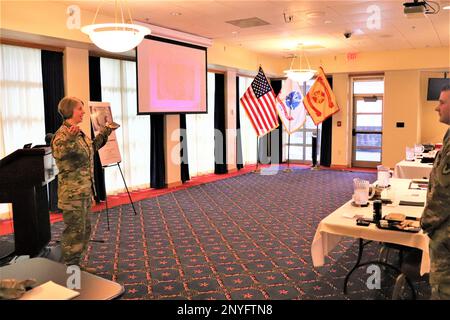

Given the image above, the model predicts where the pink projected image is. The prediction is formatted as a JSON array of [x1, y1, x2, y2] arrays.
[[137, 36, 207, 114]]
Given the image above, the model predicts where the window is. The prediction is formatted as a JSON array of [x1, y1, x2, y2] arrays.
[[238, 76, 258, 165], [100, 57, 151, 194], [1, 44, 46, 220], [283, 79, 321, 163], [186, 72, 215, 177], [0, 44, 46, 158]]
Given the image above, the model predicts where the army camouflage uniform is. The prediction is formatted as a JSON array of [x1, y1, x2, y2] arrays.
[[421, 128, 450, 300], [51, 121, 111, 266]]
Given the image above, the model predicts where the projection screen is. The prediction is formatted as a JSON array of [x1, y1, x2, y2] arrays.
[[137, 36, 207, 114]]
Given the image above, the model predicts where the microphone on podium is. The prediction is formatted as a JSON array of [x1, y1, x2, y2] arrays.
[[45, 133, 54, 146]]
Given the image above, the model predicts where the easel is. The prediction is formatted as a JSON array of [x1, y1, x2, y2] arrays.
[[102, 162, 137, 231]]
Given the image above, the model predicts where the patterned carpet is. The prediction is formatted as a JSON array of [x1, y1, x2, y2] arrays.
[[1, 168, 431, 300]]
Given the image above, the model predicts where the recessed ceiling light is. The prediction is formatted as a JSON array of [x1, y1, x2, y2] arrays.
[[170, 12, 182, 16], [306, 11, 325, 18]]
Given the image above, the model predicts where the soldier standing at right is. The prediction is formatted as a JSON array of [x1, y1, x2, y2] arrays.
[[421, 84, 450, 300]]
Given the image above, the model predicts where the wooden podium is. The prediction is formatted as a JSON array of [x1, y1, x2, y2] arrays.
[[0, 147, 58, 257]]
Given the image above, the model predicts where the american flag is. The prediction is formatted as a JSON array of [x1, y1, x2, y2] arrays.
[[240, 66, 279, 137]]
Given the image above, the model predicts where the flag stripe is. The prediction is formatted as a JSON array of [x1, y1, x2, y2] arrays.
[[242, 91, 264, 135], [241, 95, 261, 136], [265, 92, 278, 125], [266, 92, 278, 120], [261, 94, 276, 128], [248, 91, 271, 131], [255, 92, 275, 131], [259, 95, 274, 129], [262, 94, 278, 130], [245, 90, 266, 134], [240, 98, 261, 136]]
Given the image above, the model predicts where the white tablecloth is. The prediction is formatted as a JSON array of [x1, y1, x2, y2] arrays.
[[393, 159, 433, 179], [311, 178, 430, 275]]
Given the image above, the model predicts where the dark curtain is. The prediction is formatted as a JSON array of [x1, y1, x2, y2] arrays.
[[320, 76, 333, 167], [270, 80, 283, 164], [41, 50, 64, 212], [180, 114, 190, 182], [214, 73, 228, 174], [88, 56, 107, 202], [151, 115, 166, 188], [236, 77, 243, 170]]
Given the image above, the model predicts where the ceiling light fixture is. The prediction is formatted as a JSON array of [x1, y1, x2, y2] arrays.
[[81, 0, 150, 53], [284, 45, 316, 83], [443, 5, 450, 10]]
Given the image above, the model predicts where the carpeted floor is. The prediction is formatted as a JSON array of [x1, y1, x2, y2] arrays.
[[0, 168, 431, 300]]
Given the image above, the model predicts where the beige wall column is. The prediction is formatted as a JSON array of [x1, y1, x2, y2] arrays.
[[331, 73, 351, 167], [383, 70, 421, 168], [63, 47, 91, 135], [165, 114, 182, 187], [225, 70, 237, 173], [420, 71, 449, 144]]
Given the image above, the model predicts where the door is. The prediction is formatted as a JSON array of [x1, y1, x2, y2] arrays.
[[351, 78, 384, 168]]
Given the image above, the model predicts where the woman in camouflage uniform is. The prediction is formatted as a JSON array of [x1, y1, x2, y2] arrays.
[[51, 97, 114, 270]]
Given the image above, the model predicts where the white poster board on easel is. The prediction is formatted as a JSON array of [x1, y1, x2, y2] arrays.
[[89, 101, 121, 166]]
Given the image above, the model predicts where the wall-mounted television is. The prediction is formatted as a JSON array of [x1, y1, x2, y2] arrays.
[[136, 35, 207, 114], [427, 78, 450, 101]]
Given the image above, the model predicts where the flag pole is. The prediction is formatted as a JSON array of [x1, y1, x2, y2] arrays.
[[254, 136, 261, 173], [283, 133, 292, 173], [312, 124, 321, 170], [283, 107, 293, 173]]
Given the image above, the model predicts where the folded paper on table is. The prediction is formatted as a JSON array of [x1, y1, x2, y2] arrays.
[[398, 191, 426, 207], [399, 200, 425, 207], [19, 281, 80, 300], [342, 212, 356, 219], [409, 180, 429, 190]]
